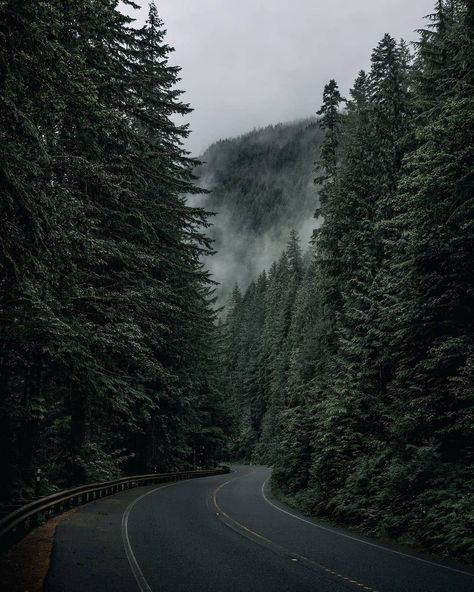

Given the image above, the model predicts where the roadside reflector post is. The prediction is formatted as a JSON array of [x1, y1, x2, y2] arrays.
[[35, 468, 42, 498]]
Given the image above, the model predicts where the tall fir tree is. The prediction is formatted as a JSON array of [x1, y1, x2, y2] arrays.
[[0, 0, 227, 500]]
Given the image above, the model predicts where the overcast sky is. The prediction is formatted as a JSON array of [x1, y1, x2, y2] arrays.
[[121, 0, 435, 155]]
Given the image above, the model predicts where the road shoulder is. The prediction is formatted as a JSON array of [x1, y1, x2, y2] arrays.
[[0, 510, 75, 592]]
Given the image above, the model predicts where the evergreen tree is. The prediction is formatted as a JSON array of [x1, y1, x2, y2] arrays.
[[316, 79, 345, 182], [0, 0, 227, 501], [0, 0, 66, 497], [376, 0, 474, 556], [222, 1, 473, 561]]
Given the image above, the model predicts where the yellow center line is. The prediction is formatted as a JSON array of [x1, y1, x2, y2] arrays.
[[213, 474, 273, 545], [212, 470, 381, 592]]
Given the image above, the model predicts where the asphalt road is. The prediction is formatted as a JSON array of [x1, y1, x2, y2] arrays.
[[45, 466, 474, 592]]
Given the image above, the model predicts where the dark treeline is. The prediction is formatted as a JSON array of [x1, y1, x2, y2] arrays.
[[222, 1, 473, 561], [0, 1, 228, 503]]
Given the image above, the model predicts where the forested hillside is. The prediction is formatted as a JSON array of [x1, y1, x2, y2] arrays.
[[0, 1, 228, 504], [221, 1, 474, 562], [194, 120, 324, 303]]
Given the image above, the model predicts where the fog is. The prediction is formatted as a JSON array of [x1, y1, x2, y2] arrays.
[[204, 208, 318, 306], [187, 118, 324, 305], [119, 0, 436, 303]]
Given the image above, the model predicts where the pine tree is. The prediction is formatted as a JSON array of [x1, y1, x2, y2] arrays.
[[316, 80, 345, 183], [0, 0, 81, 496], [0, 0, 227, 499], [273, 249, 319, 496], [375, 0, 474, 556], [219, 0, 473, 563]]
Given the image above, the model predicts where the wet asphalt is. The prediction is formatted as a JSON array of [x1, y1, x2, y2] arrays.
[[45, 465, 474, 592]]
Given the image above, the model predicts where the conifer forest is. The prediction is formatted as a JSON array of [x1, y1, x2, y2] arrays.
[[1, 0, 473, 569]]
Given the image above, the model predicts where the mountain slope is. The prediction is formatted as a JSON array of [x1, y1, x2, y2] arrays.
[[194, 118, 324, 303]]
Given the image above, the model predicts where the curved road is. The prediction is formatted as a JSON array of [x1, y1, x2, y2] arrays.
[[46, 466, 473, 592]]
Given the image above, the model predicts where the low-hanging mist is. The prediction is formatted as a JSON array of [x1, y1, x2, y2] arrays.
[[192, 118, 324, 306]]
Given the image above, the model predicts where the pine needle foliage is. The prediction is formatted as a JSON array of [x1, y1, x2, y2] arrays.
[[0, 0, 228, 500], [221, 1, 473, 562]]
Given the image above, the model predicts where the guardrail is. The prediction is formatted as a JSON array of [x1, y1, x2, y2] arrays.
[[0, 466, 230, 552]]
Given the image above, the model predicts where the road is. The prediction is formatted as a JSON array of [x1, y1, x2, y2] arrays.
[[45, 466, 473, 592]]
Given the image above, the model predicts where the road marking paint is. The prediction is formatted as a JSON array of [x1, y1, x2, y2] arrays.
[[212, 472, 273, 546], [213, 471, 380, 592], [122, 481, 186, 592], [260, 477, 474, 579]]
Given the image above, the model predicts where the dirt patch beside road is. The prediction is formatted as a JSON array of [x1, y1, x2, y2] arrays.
[[0, 510, 76, 592]]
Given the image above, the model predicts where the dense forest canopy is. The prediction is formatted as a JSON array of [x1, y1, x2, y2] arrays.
[[0, 0, 472, 568], [220, 0, 474, 562], [0, 0, 229, 502]]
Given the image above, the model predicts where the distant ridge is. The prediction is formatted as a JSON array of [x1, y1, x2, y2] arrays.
[[194, 118, 324, 304]]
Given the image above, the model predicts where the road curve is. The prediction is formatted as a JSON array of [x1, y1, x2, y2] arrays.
[[45, 466, 473, 592]]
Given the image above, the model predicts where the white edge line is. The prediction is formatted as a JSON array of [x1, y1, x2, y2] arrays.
[[122, 482, 184, 592], [261, 477, 474, 579]]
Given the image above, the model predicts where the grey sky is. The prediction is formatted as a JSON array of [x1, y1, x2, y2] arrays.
[[122, 0, 435, 155]]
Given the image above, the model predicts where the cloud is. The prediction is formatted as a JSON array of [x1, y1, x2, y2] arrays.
[[121, 0, 434, 155]]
